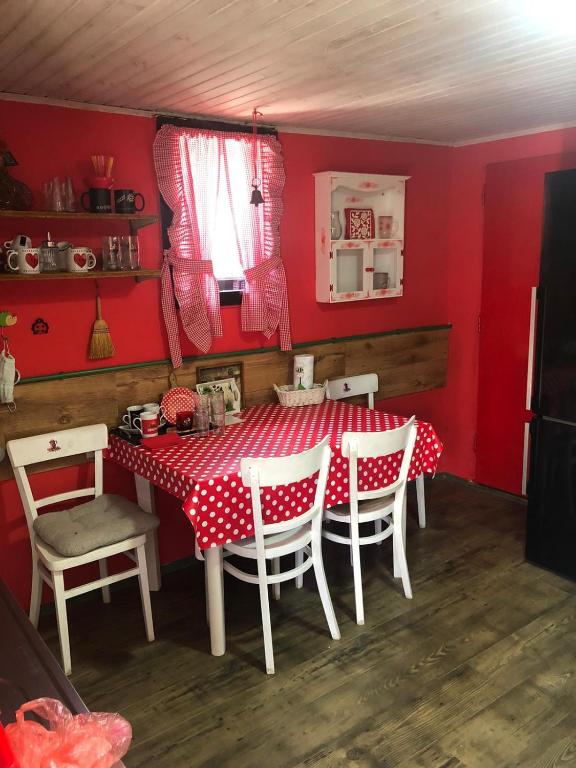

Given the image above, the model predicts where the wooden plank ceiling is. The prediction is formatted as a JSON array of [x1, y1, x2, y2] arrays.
[[0, 0, 575, 143]]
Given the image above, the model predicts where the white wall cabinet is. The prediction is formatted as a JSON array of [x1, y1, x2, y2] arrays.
[[315, 171, 409, 303]]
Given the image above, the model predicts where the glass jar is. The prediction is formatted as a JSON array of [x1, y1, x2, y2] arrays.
[[39, 232, 59, 272]]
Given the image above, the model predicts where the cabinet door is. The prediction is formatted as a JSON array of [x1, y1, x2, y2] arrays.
[[330, 242, 368, 301], [367, 241, 403, 297]]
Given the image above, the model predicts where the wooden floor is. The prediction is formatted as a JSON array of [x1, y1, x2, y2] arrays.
[[41, 477, 576, 767]]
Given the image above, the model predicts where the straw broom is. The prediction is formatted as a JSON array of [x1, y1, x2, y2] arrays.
[[88, 293, 115, 359]]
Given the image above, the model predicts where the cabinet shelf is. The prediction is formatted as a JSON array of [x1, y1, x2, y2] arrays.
[[331, 238, 403, 245], [0, 210, 158, 233], [0, 269, 161, 282]]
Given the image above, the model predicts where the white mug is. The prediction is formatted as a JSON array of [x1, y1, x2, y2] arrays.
[[142, 403, 166, 425], [133, 411, 159, 438], [67, 247, 96, 272], [122, 405, 143, 429], [4, 235, 31, 251], [7, 248, 40, 274]]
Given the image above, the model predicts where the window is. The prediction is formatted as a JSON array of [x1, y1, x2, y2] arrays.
[[157, 116, 278, 306]]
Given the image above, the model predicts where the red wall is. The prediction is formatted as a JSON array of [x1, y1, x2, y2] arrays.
[[7, 98, 576, 607], [0, 99, 455, 606], [0, 100, 454, 375], [444, 127, 576, 481]]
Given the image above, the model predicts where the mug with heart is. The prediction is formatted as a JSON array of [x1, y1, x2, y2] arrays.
[[7, 248, 40, 274], [67, 247, 96, 272]]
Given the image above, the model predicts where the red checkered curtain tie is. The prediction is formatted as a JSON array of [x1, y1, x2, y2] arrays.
[[243, 256, 291, 348], [154, 126, 223, 366], [160, 255, 217, 367]]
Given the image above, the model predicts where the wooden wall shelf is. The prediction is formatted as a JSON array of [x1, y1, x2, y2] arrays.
[[0, 210, 158, 233], [0, 269, 161, 282]]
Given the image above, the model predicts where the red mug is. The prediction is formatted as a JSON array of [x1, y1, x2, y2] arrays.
[[133, 411, 159, 437]]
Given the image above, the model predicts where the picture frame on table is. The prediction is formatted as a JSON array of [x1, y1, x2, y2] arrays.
[[196, 377, 242, 424], [197, 364, 243, 402]]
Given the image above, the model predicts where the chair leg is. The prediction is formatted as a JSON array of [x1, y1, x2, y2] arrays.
[[52, 571, 71, 676], [350, 522, 364, 625], [393, 493, 408, 579], [98, 559, 111, 604], [392, 521, 412, 599], [272, 557, 281, 600], [257, 566, 275, 675], [135, 544, 155, 642], [295, 550, 304, 588], [311, 539, 340, 640], [416, 473, 426, 528], [375, 518, 383, 544], [29, 556, 42, 628]]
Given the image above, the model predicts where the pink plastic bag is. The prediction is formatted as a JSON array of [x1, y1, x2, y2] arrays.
[[5, 698, 131, 768]]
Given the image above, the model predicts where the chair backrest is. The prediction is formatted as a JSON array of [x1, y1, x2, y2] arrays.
[[342, 416, 417, 502], [326, 373, 379, 409], [7, 424, 108, 537], [240, 436, 332, 542]]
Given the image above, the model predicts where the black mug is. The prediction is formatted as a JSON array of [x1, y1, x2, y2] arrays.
[[81, 188, 112, 213], [114, 189, 145, 214]]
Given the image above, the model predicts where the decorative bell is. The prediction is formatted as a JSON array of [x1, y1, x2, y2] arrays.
[[250, 181, 264, 206]]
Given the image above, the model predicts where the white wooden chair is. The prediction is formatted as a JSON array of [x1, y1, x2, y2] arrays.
[[326, 373, 426, 528], [322, 417, 417, 624], [221, 436, 340, 674], [7, 424, 158, 675], [326, 373, 379, 409]]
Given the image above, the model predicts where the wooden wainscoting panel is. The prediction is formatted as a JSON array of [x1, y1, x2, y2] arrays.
[[291, 348, 346, 387], [0, 326, 450, 480], [1, 374, 117, 438], [114, 364, 176, 413], [345, 330, 449, 399]]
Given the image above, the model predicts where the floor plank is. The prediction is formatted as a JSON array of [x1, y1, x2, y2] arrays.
[[38, 477, 576, 767]]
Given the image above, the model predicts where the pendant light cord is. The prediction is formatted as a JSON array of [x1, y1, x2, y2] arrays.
[[252, 108, 263, 187]]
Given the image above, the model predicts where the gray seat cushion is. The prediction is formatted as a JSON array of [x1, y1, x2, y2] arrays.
[[33, 494, 159, 558]]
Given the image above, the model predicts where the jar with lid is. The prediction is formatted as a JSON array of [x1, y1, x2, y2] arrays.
[[40, 232, 59, 272]]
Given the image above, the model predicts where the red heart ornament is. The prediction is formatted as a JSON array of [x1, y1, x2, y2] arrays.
[[74, 253, 87, 268], [25, 252, 39, 268]]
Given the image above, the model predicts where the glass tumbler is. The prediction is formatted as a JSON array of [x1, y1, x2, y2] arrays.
[[209, 391, 226, 436], [102, 236, 121, 270], [51, 177, 65, 212], [194, 401, 210, 437], [120, 235, 140, 270]]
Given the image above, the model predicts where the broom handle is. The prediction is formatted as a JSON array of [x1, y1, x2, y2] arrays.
[[96, 295, 102, 320]]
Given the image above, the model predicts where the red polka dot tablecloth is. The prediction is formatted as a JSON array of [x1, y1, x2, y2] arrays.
[[106, 401, 442, 550]]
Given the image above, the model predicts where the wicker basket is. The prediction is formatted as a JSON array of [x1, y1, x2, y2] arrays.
[[274, 381, 327, 407]]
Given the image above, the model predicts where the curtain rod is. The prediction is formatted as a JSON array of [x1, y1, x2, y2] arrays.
[[155, 114, 278, 137]]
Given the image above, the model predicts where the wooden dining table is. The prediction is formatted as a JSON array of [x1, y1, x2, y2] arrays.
[[106, 401, 443, 656]]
